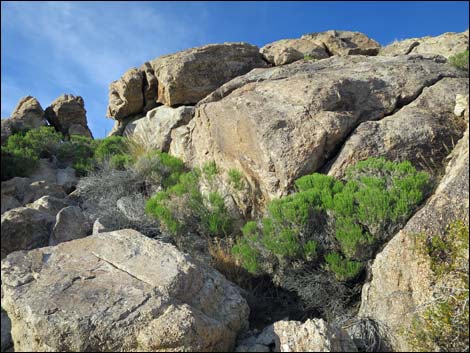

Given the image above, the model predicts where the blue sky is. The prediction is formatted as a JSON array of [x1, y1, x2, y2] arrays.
[[2, 1, 469, 138]]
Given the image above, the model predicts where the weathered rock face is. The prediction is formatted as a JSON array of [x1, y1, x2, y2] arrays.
[[1, 177, 32, 204], [124, 105, 195, 152], [260, 30, 380, 66], [380, 30, 469, 58], [358, 126, 469, 351], [150, 43, 267, 107], [49, 206, 91, 246], [1, 308, 12, 352], [23, 181, 66, 205], [274, 319, 357, 352], [107, 68, 144, 120], [106, 43, 266, 124], [260, 38, 329, 66], [1, 96, 46, 143], [177, 55, 465, 202], [1, 229, 249, 352], [0, 207, 54, 259], [9, 96, 46, 132], [45, 94, 92, 137], [327, 77, 468, 178]]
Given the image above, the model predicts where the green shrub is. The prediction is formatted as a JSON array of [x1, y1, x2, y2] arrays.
[[228, 168, 245, 190], [94, 136, 126, 163], [303, 54, 316, 61], [146, 164, 234, 238], [324, 252, 363, 281], [233, 157, 430, 282], [448, 50, 469, 71]]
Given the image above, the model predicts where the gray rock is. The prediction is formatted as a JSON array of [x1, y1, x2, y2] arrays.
[[25, 195, 74, 218], [272, 319, 357, 352], [56, 166, 77, 194], [1, 177, 31, 204], [0, 195, 21, 215], [49, 206, 91, 246], [1, 309, 12, 352], [23, 181, 66, 205], [1, 229, 250, 351], [1, 207, 53, 259], [124, 105, 195, 152], [68, 123, 92, 138], [29, 158, 57, 183]]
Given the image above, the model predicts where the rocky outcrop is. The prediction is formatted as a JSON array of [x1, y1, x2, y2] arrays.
[[1, 96, 46, 143], [261, 30, 380, 66], [327, 77, 468, 178], [358, 126, 469, 351], [1, 229, 249, 351], [49, 206, 91, 246], [124, 105, 195, 152], [45, 94, 92, 138], [380, 30, 469, 58], [106, 68, 144, 121], [106, 43, 266, 125], [0, 207, 54, 259], [175, 55, 465, 202]]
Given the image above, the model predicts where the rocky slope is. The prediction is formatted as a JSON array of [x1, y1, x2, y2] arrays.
[[1, 29, 469, 352]]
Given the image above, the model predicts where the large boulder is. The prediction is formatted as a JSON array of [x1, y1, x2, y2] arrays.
[[1, 309, 12, 352], [1, 229, 250, 351], [358, 126, 469, 351], [45, 94, 92, 138], [175, 55, 465, 202], [0, 207, 54, 259], [1, 177, 32, 204], [23, 181, 66, 205], [326, 77, 468, 178], [1, 96, 46, 144], [150, 42, 267, 107], [260, 30, 380, 66], [1, 194, 21, 215], [106, 68, 144, 121], [49, 206, 91, 246], [124, 105, 195, 152], [380, 30, 469, 58], [260, 38, 329, 66]]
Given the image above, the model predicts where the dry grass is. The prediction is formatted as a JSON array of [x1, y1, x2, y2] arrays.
[[208, 237, 253, 288], [123, 128, 155, 161]]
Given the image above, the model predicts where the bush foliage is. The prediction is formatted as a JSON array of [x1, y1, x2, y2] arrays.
[[233, 157, 430, 283], [448, 50, 469, 71]]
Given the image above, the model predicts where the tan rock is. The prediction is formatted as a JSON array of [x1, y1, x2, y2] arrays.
[[1, 229, 249, 351], [45, 94, 91, 137], [181, 55, 464, 202], [304, 30, 380, 56], [272, 319, 357, 352], [9, 96, 46, 132], [358, 126, 469, 351], [380, 30, 469, 58], [150, 42, 267, 106], [140, 62, 159, 113], [106, 68, 144, 120], [124, 105, 194, 152], [327, 77, 468, 178], [261, 38, 329, 65]]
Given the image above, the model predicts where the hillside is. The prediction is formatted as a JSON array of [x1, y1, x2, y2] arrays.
[[1, 29, 469, 352]]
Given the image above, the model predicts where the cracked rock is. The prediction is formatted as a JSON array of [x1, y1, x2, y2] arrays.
[[1, 229, 249, 351]]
